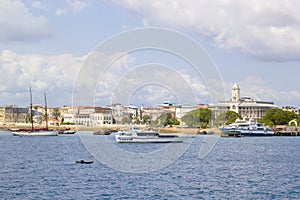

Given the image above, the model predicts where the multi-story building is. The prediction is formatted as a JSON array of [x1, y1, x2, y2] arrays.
[[109, 103, 124, 124], [60, 106, 75, 124], [90, 107, 113, 126], [282, 106, 300, 115], [213, 83, 277, 119], [175, 106, 197, 120], [141, 106, 165, 122], [0, 106, 29, 123], [60, 106, 113, 126]]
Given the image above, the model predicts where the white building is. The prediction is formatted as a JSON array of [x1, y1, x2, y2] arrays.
[[175, 106, 197, 119], [60, 106, 113, 126], [75, 113, 91, 126], [141, 107, 165, 122], [282, 106, 300, 116], [90, 107, 113, 126], [109, 103, 124, 124], [214, 83, 277, 119]]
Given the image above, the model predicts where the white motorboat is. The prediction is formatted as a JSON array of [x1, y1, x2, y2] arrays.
[[220, 118, 274, 137], [115, 127, 187, 143]]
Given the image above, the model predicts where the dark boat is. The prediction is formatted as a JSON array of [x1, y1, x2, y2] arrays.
[[104, 129, 118, 135], [76, 160, 94, 164], [93, 129, 118, 135]]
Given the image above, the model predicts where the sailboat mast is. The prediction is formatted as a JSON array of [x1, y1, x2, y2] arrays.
[[44, 92, 48, 130], [30, 86, 34, 131]]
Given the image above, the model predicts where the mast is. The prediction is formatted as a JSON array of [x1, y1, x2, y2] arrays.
[[44, 92, 48, 130], [30, 86, 34, 131]]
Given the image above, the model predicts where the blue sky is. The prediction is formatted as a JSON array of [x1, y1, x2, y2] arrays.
[[0, 0, 299, 108]]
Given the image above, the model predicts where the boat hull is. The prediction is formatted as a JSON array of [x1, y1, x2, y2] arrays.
[[11, 130, 58, 136], [115, 134, 187, 143], [58, 130, 76, 134], [219, 118, 274, 137], [115, 127, 192, 143], [220, 128, 274, 137]]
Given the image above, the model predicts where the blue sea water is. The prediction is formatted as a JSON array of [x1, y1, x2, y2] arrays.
[[0, 131, 299, 199]]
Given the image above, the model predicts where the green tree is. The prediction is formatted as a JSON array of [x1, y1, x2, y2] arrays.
[[260, 108, 297, 126], [121, 115, 131, 124], [215, 111, 242, 126], [142, 115, 151, 124], [52, 108, 60, 120], [151, 113, 179, 127], [181, 108, 212, 128]]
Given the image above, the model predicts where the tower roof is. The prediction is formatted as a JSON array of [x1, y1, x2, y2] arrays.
[[232, 83, 239, 89]]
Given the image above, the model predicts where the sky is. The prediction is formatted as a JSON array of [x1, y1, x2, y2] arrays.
[[0, 0, 299, 108]]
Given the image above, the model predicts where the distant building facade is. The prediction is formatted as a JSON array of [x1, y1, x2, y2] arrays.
[[0, 106, 29, 123], [60, 106, 113, 126], [282, 106, 300, 115], [213, 83, 277, 119]]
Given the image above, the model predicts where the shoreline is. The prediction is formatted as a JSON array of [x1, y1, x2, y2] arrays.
[[1, 123, 299, 136], [0, 123, 206, 134]]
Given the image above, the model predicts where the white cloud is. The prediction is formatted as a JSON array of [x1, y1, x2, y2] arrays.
[[55, 8, 67, 16], [110, 0, 300, 61], [66, 0, 87, 12], [56, 0, 88, 16], [0, 0, 52, 42], [31, 0, 42, 9], [0, 50, 84, 106]]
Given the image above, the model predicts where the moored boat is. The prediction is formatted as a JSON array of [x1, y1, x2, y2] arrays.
[[10, 88, 58, 136], [115, 127, 188, 143], [76, 160, 94, 164], [11, 130, 58, 136], [219, 118, 274, 137], [58, 129, 76, 134]]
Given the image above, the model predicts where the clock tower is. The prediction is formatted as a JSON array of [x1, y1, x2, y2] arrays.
[[232, 83, 240, 102]]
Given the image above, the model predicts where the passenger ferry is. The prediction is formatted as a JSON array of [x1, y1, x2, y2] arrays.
[[115, 127, 186, 143], [220, 118, 274, 137]]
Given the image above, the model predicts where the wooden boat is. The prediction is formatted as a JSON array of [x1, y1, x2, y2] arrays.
[[11, 88, 58, 136], [76, 160, 94, 164]]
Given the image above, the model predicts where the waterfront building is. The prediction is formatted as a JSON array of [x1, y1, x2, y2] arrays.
[[213, 83, 277, 119], [141, 107, 165, 122], [59, 106, 76, 124], [73, 106, 95, 126], [75, 113, 91, 126], [122, 105, 140, 123], [0, 106, 29, 124], [60, 106, 113, 126], [175, 106, 197, 120], [282, 106, 300, 116], [90, 107, 113, 126], [109, 103, 124, 124]]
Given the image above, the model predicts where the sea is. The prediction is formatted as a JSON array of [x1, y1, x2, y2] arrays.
[[0, 131, 299, 199]]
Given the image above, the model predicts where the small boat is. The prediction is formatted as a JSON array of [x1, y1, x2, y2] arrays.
[[58, 129, 76, 134], [93, 130, 104, 135], [93, 129, 117, 135], [76, 160, 94, 164], [10, 88, 58, 136], [219, 118, 274, 137], [104, 129, 118, 135], [115, 127, 188, 143]]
